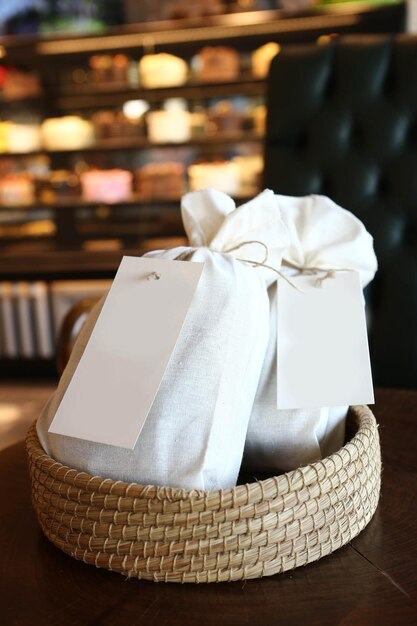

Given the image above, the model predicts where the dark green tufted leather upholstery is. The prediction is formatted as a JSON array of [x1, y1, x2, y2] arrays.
[[263, 35, 417, 389]]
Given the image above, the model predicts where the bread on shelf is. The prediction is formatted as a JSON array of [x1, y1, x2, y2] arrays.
[[147, 109, 191, 143], [188, 160, 240, 196], [7, 123, 42, 154], [91, 110, 145, 140], [251, 42, 280, 78], [89, 54, 131, 84], [136, 162, 185, 200], [139, 53, 188, 89], [206, 100, 243, 134], [0, 173, 35, 206], [38, 171, 80, 203], [194, 47, 240, 82], [1, 68, 42, 100], [41, 116, 95, 151], [232, 154, 263, 196]]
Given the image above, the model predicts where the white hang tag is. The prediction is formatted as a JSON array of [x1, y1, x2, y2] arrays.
[[49, 256, 204, 448], [276, 271, 374, 409]]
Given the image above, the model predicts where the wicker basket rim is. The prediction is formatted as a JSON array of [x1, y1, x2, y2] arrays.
[[27, 404, 375, 505]]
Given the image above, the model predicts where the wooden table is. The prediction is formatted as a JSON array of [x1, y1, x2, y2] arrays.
[[1, 388, 416, 625]]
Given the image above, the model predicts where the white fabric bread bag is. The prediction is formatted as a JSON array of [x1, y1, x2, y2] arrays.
[[37, 189, 289, 490], [244, 193, 378, 472]]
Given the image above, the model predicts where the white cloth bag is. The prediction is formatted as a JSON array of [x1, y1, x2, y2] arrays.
[[244, 193, 378, 472], [37, 189, 289, 490]]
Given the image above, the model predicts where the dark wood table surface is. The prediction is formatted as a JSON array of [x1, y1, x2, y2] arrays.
[[1, 387, 416, 626]]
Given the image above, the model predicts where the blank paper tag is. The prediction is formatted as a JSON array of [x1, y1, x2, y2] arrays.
[[49, 256, 204, 448], [277, 271, 374, 409]]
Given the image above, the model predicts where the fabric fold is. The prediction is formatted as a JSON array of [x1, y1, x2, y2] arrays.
[[182, 188, 290, 279], [277, 194, 377, 287], [244, 193, 378, 472]]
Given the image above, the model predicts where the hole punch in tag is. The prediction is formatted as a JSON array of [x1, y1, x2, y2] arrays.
[[276, 270, 374, 410], [49, 256, 204, 449]]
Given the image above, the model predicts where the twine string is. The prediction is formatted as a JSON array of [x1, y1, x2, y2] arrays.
[[282, 260, 344, 288], [220, 241, 338, 291], [222, 240, 269, 265], [234, 258, 304, 291], [174, 241, 345, 290], [175, 241, 302, 291]]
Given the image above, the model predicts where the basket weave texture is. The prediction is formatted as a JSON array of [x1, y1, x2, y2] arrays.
[[26, 404, 381, 583]]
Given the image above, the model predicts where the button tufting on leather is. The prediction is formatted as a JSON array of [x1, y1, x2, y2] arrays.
[[264, 36, 417, 388]]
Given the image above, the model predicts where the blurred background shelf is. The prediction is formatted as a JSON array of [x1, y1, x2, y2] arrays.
[[33, 3, 405, 55], [0, 248, 141, 277], [0, 0, 407, 373], [0, 131, 264, 158]]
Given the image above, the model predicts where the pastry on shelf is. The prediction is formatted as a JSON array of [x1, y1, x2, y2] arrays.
[[91, 110, 145, 140], [188, 160, 240, 196], [232, 154, 263, 196], [90, 111, 115, 139], [6, 123, 42, 154], [41, 116, 95, 151], [37, 170, 80, 204], [25, 155, 51, 182], [139, 53, 188, 89], [206, 100, 243, 134], [0, 122, 11, 153], [89, 55, 112, 83], [111, 54, 131, 84], [190, 106, 208, 138], [146, 103, 191, 143], [0, 122, 42, 154], [0, 173, 35, 206], [252, 104, 267, 135], [89, 54, 130, 84], [194, 47, 240, 82], [1, 68, 42, 100], [251, 42, 280, 78], [136, 162, 185, 200], [80, 169, 133, 204]]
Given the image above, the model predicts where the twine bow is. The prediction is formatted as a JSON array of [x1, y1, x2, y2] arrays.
[[175, 242, 344, 291], [282, 260, 341, 288], [176, 241, 303, 290], [222, 241, 304, 291]]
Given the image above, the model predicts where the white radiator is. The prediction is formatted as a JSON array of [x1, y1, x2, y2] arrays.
[[0, 279, 111, 360], [0, 281, 54, 359]]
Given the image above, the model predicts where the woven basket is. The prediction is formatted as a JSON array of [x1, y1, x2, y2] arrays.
[[26, 404, 380, 583]]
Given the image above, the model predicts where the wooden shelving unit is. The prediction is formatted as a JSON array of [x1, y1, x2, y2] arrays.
[[0, 129, 264, 159], [0, 2, 406, 267], [56, 75, 266, 109], [0, 1, 406, 373]]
